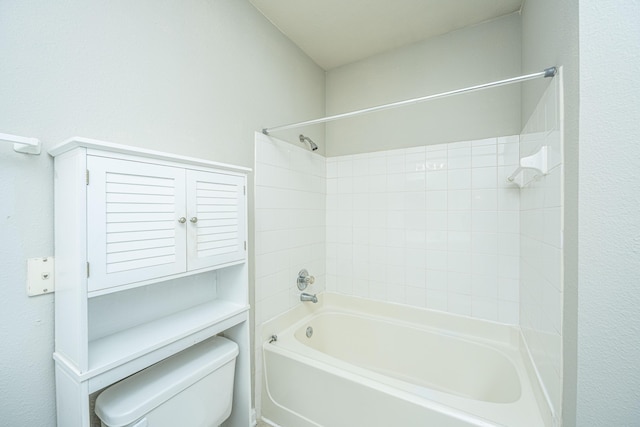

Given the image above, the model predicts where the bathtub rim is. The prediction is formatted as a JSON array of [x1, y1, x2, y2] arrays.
[[260, 292, 521, 348]]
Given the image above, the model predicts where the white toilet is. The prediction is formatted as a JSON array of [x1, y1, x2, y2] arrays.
[[95, 336, 238, 427]]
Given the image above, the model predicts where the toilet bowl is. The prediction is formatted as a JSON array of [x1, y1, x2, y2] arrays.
[[95, 336, 238, 427]]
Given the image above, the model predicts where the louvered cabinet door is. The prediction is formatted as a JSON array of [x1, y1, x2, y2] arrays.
[[86, 156, 187, 292], [185, 170, 246, 271]]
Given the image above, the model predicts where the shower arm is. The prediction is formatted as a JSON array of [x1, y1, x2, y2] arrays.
[[262, 67, 557, 135]]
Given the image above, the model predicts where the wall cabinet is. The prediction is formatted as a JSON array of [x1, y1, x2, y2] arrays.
[[50, 138, 251, 427], [86, 155, 246, 293]]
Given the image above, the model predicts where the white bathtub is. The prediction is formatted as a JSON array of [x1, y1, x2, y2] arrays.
[[259, 293, 547, 427]]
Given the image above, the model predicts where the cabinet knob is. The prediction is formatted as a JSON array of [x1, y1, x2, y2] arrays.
[[178, 217, 187, 224], [190, 217, 198, 223]]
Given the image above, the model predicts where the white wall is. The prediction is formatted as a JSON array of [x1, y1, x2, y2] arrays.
[[0, 1, 325, 424], [577, 1, 640, 425], [326, 137, 521, 323], [325, 13, 522, 157]]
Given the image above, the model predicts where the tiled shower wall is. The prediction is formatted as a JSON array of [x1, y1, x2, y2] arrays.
[[253, 133, 326, 415], [326, 136, 522, 323], [519, 76, 564, 421], [254, 134, 326, 324]]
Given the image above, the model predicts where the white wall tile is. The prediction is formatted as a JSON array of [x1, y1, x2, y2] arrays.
[[472, 232, 498, 254], [426, 269, 448, 291], [472, 211, 498, 233], [426, 191, 448, 211], [386, 153, 405, 174], [447, 211, 472, 232], [518, 73, 563, 418], [337, 157, 353, 177], [498, 188, 520, 211], [425, 150, 447, 171], [405, 267, 427, 288], [337, 176, 353, 194], [387, 193, 405, 210], [497, 141, 520, 166], [426, 230, 448, 250], [406, 286, 427, 308], [448, 252, 472, 274], [472, 297, 498, 321], [448, 292, 472, 316], [448, 147, 472, 170], [427, 170, 448, 190], [255, 137, 327, 354], [472, 189, 498, 211], [426, 290, 448, 311], [326, 159, 337, 178], [369, 282, 387, 300], [472, 275, 498, 299], [405, 151, 426, 172], [448, 169, 471, 189], [472, 143, 497, 168], [256, 139, 292, 169], [498, 233, 520, 256], [448, 190, 472, 211], [323, 135, 522, 324], [386, 173, 406, 192], [425, 250, 448, 272], [498, 210, 520, 233], [448, 272, 473, 295], [426, 211, 448, 231], [448, 231, 472, 252], [404, 192, 426, 211], [472, 254, 498, 278], [472, 167, 497, 189], [352, 157, 369, 177], [498, 300, 518, 324], [368, 156, 386, 175], [406, 172, 426, 191]]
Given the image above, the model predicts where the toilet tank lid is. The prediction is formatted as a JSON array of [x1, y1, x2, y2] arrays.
[[95, 336, 238, 427]]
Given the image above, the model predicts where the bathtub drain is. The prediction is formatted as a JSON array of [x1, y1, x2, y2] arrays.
[[306, 326, 313, 338]]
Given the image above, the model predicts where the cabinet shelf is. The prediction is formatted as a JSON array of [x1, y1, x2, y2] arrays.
[[89, 299, 248, 374], [54, 299, 249, 393]]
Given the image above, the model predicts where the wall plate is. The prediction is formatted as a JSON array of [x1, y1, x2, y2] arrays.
[[27, 257, 55, 296]]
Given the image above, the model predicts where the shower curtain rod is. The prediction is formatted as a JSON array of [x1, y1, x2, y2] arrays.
[[262, 67, 557, 135]]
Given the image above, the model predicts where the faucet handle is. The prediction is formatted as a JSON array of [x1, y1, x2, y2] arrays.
[[297, 269, 315, 290]]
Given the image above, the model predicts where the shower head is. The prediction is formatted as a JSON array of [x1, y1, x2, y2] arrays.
[[299, 134, 318, 151]]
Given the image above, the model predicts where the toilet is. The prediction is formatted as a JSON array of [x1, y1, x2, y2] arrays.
[[95, 336, 238, 427]]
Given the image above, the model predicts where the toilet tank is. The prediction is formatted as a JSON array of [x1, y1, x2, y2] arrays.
[[95, 336, 239, 427]]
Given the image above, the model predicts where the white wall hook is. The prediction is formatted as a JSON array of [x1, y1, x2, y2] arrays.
[[0, 132, 41, 155], [507, 146, 548, 187]]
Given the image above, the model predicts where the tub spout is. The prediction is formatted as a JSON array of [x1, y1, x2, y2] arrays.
[[300, 292, 318, 303]]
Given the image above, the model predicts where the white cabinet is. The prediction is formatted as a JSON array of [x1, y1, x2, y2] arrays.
[[50, 138, 252, 427], [86, 156, 246, 293]]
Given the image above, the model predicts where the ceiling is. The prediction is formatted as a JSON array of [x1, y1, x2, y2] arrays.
[[249, 0, 523, 70]]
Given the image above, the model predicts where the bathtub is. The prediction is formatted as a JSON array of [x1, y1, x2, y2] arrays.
[[259, 293, 547, 427]]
